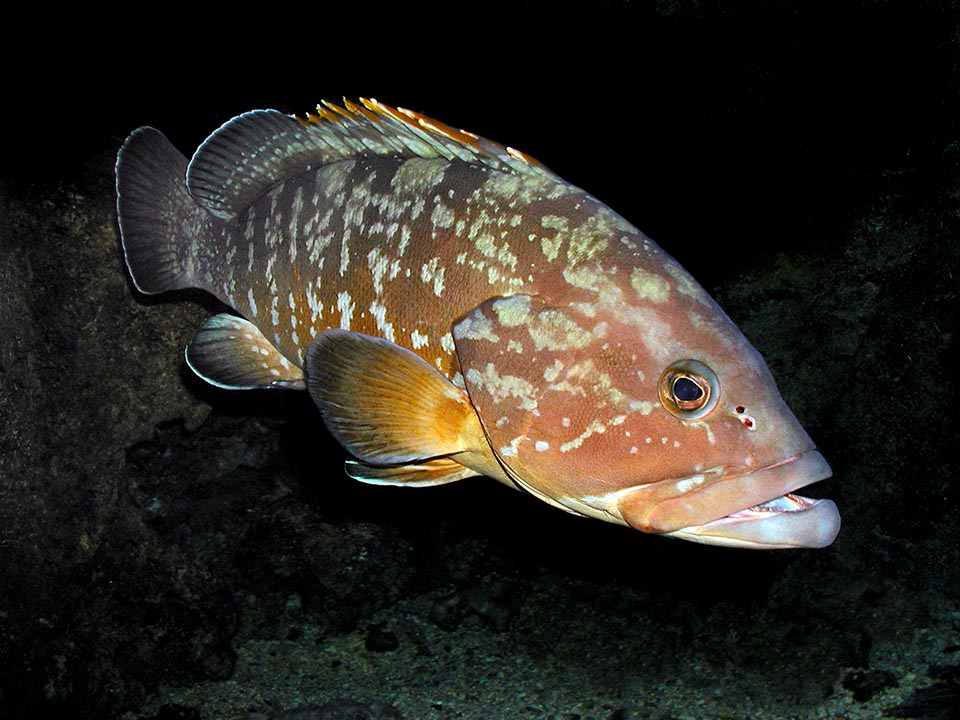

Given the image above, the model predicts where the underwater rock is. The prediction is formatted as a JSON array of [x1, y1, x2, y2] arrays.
[[0, 160, 435, 716], [232, 700, 403, 720], [842, 668, 899, 702], [364, 622, 399, 652], [0, 167, 228, 716]]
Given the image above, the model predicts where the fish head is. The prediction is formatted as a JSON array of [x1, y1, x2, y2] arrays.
[[452, 247, 839, 549]]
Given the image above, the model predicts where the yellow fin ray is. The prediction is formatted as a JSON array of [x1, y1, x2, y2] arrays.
[[306, 330, 482, 471]]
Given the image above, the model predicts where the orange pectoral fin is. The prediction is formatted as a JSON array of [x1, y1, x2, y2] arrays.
[[305, 329, 491, 483]]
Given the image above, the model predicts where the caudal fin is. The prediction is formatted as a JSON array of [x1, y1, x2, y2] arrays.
[[115, 127, 208, 294]]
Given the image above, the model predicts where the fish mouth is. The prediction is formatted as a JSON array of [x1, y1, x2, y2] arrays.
[[618, 450, 840, 549], [665, 490, 841, 549]]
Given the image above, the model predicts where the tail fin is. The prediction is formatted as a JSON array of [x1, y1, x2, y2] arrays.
[[115, 128, 208, 294]]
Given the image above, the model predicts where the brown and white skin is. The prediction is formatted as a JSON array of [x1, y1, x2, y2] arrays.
[[116, 99, 840, 550]]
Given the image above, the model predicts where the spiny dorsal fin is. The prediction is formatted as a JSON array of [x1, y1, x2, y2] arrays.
[[186, 99, 558, 220], [185, 314, 305, 390], [305, 329, 481, 467]]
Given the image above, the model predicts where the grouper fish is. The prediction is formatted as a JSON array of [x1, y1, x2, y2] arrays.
[[115, 98, 840, 549]]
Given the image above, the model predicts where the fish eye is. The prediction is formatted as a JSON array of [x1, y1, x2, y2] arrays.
[[672, 376, 703, 403], [659, 360, 720, 420]]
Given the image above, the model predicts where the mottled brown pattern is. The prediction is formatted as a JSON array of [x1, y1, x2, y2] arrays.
[[116, 99, 839, 549]]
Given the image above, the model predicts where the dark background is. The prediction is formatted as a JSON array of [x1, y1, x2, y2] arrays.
[[2, 3, 959, 718], [10, 2, 958, 278]]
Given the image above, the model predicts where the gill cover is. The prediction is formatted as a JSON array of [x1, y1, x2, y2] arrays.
[[453, 294, 646, 520]]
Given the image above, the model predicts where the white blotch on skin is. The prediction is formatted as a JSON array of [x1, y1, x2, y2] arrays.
[[675, 475, 706, 494], [270, 295, 280, 327], [411, 330, 430, 349], [689, 421, 717, 445], [440, 332, 456, 355], [630, 266, 671, 303], [367, 247, 392, 295], [369, 300, 395, 343], [421, 257, 446, 297], [535, 440, 549, 452], [543, 359, 564, 382], [466, 364, 538, 411], [454, 310, 499, 343], [492, 295, 532, 328], [629, 400, 657, 415], [431, 202, 455, 229], [560, 419, 608, 453], [337, 292, 354, 331]]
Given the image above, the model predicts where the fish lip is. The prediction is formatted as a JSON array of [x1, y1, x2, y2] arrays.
[[618, 449, 835, 537], [665, 495, 841, 549]]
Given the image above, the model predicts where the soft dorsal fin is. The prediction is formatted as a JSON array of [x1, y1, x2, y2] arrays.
[[186, 98, 558, 220], [185, 314, 305, 390], [305, 329, 483, 467]]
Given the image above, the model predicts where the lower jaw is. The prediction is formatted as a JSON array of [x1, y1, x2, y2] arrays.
[[663, 495, 841, 549]]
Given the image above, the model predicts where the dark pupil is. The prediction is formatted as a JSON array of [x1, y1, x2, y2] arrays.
[[673, 376, 703, 402]]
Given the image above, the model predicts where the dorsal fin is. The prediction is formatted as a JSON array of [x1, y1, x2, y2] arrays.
[[186, 98, 558, 220]]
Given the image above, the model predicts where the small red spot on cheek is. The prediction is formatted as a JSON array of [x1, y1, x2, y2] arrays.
[[742, 417, 754, 429], [735, 405, 745, 414]]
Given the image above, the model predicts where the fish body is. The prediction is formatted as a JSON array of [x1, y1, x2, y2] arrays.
[[116, 99, 840, 549]]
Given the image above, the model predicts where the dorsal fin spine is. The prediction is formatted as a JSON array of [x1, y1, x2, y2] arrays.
[[186, 99, 559, 221]]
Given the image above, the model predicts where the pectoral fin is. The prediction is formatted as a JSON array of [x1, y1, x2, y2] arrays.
[[185, 314, 305, 390], [305, 329, 494, 484]]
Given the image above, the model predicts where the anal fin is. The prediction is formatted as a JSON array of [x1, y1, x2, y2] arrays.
[[185, 314, 305, 390]]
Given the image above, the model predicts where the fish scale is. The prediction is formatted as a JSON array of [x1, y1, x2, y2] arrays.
[[204, 146, 623, 378], [115, 98, 840, 549]]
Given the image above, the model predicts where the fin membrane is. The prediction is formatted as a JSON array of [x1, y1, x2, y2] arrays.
[[186, 314, 305, 390], [345, 458, 479, 487], [305, 329, 478, 470], [115, 127, 210, 294], [186, 99, 558, 222]]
